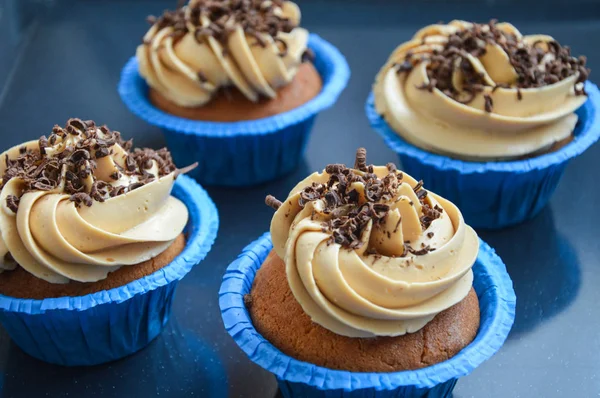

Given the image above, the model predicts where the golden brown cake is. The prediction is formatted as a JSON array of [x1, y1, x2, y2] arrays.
[[248, 251, 480, 372], [0, 234, 186, 299], [149, 63, 322, 121], [257, 148, 482, 372]]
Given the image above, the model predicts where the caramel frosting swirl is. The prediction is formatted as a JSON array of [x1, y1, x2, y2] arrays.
[[137, 0, 309, 107], [374, 20, 590, 160], [269, 150, 479, 337], [0, 119, 189, 284]]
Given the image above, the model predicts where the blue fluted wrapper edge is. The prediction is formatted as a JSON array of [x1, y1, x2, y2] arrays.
[[118, 34, 350, 186], [219, 233, 516, 397], [365, 82, 600, 228], [0, 175, 219, 366]]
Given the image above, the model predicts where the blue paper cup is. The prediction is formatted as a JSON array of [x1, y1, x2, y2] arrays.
[[219, 234, 516, 398], [366, 82, 600, 229], [0, 175, 218, 366], [119, 34, 350, 187]]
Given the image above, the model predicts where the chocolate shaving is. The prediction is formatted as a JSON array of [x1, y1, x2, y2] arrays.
[[420, 204, 443, 230], [70, 192, 93, 208], [6, 195, 19, 213], [354, 148, 368, 172], [125, 155, 136, 172], [301, 48, 315, 63], [265, 195, 282, 210], [483, 94, 493, 113], [405, 243, 435, 255], [299, 183, 326, 207], [197, 71, 208, 83]]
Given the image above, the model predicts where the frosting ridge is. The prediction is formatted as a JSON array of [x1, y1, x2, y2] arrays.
[[0, 119, 189, 284], [374, 20, 590, 160], [268, 149, 479, 337], [137, 0, 310, 107]]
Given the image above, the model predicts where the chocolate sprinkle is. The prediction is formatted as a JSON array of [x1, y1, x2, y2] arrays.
[[405, 243, 435, 256], [354, 148, 368, 172], [197, 71, 208, 83], [265, 195, 282, 210], [70, 192, 93, 208], [301, 48, 315, 63], [5, 195, 19, 213], [484, 94, 493, 113]]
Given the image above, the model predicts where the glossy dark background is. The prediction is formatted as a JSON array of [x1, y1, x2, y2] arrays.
[[0, 0, 599, 397]]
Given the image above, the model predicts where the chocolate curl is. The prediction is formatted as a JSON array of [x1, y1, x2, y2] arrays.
[[265, 195, 282, 210], [354, 148, 368, 172], [175, 162, 199, 178]]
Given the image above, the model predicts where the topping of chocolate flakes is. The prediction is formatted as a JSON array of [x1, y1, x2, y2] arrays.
[[148, 0, 299, 58], [6, 195, 19, 213], [1, 118, 178, 211], [266, 148, 441, 253], [398, 20, 590, 111]]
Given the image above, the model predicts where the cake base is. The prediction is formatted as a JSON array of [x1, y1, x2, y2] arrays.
[[520, 133, 574, 160], [149, 63, 323, 122], [0, 234, 186, 299], [248, 251, 480, 373]]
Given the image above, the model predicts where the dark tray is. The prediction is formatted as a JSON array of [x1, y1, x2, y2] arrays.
[[0, 1, 598, 397]]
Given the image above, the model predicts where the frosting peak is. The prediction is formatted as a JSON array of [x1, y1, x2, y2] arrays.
[[374, 20, 591, 160], [268, 149, 479, 337], [0, 119, 190, 284], [137, 0, 310, 107]]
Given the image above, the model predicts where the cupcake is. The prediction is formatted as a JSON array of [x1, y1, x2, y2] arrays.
[[0, 118, 218, 366], [220, 148, 515, 397], [119, 0, 350, 186], [367, 20, 600, 228]]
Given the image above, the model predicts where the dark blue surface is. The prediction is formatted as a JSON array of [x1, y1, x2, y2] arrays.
[[0, 0, 598, 397]]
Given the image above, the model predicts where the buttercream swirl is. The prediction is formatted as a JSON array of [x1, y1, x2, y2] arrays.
[[269, 153, 479, 337], [0, 120, 188, 284], [374, 20, 590, 160], [137, 0, 309, 107]]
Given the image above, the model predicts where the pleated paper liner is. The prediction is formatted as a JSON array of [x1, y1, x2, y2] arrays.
[[220, 233, 516, 398], [0, 175, 219, 366], [365, 82, 600, 229], [119, 34, 350, 187]]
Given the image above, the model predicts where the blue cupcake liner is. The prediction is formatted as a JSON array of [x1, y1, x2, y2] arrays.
[[219, 234, 516, 398], [119, 34, 350, 187], [366, 82, 600, 229], [0, 175, 219, 366]]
